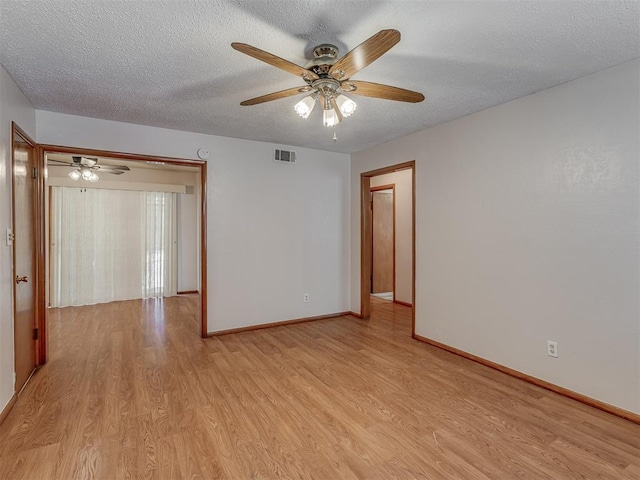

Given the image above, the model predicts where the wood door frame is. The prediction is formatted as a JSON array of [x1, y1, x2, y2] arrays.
[[370, 184, 396, 299], [39, 144, 209, 361], [11, 122, 44, 370], [360, 161, 415, 335]]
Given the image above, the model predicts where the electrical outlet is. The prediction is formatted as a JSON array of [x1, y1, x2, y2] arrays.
[[303, 293, 310, 303], [547, 340, 558, 358], [6, 228, 13, 246]]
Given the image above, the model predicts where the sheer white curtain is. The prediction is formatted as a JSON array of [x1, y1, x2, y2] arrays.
[[51, 187, 177, 307]]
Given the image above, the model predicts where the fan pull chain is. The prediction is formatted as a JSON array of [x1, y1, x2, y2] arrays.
[[333, 128, 337, 143]]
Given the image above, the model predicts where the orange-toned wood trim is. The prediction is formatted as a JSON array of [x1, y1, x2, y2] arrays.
[[40, 144, 208, 341], [11, 122, 35, 145], [370, 184, 395, 192], [0, 393, 17, 426], [394, 300, 413, 308], [411, 163, 416, 337], [413, 333, 640, 425], [35, 145, 47, 365], [361, 161, 415, 178], [208, 311, 351, 336], [200, 161, 208, 338], [47, 187, 52, 309], [177, 290, 199, 295], [38, 144, 206, 167], [349, 311, 364, 319], [360, 161, 415, 329], [392, 187, 396, 302], [360, 176, 372, 319]]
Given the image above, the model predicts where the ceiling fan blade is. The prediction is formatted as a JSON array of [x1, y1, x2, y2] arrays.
[[329, 29, 401, 80], [240, 86, 311, 106], [97, 165, 131, 172], [47, 159, 74, 166], [104, 169, 126, 175], [232, 42, 318, 81], [344, 80, 425, 103], [73, 156, 98, 167]]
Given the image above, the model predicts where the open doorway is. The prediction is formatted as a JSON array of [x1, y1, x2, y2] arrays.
[[40, 145, 207, 362], [371, 185, 395, 301], [361, 161, 415, 334]]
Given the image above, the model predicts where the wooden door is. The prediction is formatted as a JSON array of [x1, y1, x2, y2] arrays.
[[371, 190, 394, 293], [12, 126, 37, 393]]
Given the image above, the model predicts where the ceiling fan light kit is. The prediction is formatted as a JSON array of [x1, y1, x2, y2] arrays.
[[69, 168, 99, 183], [323, 106, 340, 128], [232, 29, 424, 138], [49, 156, 130, 183], [294, 92, 318, 119], [294, 74, 357, 128], [335, 94, 357, 117]]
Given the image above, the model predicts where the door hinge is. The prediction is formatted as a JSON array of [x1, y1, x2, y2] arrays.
[[32, 167, 38, 179], [33, 328, 39, 340]]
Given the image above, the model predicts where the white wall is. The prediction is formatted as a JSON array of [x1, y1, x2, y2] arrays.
[[177, 191, 198, 291], [0, 66, 36, 414], [352, 60, 640, 414], [37, 111, 351, 332], [371, 169, 413, 304]]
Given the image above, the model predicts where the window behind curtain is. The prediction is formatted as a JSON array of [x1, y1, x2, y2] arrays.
[[50, 187, 177, 307]]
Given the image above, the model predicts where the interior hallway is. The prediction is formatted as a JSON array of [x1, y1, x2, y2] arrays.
[[0, 296, 637, 479]]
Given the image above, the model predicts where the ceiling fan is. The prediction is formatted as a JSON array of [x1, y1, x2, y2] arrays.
[[231, 29, 424, 131], [48, 156, 130, 182]]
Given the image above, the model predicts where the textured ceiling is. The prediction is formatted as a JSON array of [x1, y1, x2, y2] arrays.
[[1, 1, 639, 154]]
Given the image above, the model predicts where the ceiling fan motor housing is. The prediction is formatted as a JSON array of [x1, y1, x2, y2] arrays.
[[311, 78, 341, 110], [305, 44, 344, 109], [306, 44, 339, 76]]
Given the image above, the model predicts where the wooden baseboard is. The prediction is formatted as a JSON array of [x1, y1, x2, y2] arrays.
[[413, 334, 640, 425], [393, 300, 413, 307], [0, 393, 17, 426], [349, 311, 364, 319], [177, 290, 198, 295], [207, 311, 351, 336]]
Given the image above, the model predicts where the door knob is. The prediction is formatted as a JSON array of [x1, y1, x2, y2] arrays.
[[15, 275, 28, 284]]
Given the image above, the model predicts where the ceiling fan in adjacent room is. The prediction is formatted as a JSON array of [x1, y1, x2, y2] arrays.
[[48, 156, 130, 183], [231, 29, 425, 133]]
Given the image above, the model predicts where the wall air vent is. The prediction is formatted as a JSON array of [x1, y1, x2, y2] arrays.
[[274, 149, 296, 164]]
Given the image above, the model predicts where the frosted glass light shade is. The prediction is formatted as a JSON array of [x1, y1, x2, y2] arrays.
[[294, 95, 316, 119], [323, 108, 341, 127], [68, 169, 81, 181], [88, 172, 99, 183], [335, 94, 357, 117]]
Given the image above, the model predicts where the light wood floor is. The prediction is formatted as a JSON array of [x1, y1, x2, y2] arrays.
[[0, 296, 638, 479]]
